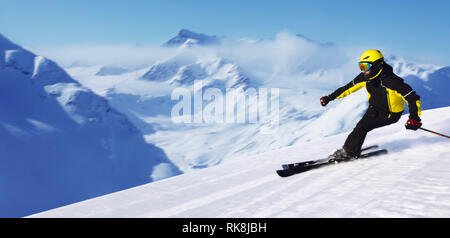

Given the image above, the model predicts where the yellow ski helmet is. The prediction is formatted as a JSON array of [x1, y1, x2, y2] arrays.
[[359, 49, 384, 63]]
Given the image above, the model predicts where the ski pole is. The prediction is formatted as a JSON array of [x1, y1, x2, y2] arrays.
[[419, 127, 450, 139]]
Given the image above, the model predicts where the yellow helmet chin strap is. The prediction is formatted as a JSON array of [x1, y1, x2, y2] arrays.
[[369, 62, 384, 80], [369, 67, 383, 80]]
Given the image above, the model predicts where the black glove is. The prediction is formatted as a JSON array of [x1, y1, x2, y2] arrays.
[[320, 96, 331, 107], [405, 118, 422, 130]]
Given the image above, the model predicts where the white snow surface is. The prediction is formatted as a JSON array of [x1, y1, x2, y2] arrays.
[[31, 107, 450, 218]]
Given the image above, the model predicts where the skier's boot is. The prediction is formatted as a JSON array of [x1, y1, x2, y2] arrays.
[[328, 148, 355, 162]]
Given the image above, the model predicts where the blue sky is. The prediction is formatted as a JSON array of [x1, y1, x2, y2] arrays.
[[1, 0, 450, 65]]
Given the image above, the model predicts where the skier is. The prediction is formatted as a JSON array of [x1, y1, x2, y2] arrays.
[[320, 50, 422, 161]]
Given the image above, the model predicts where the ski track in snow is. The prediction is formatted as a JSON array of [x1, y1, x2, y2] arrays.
[[30, 107, 450, 218]]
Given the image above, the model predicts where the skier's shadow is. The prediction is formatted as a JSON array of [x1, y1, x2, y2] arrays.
[[380, 134, 448, 153]]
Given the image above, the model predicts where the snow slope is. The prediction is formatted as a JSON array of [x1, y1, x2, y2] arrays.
[[0, 34, 181, 218], [30, 107, 450, 218]]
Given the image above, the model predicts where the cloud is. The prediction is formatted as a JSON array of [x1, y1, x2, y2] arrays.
[[211, 31, 356, 88], [28, 31, 365, 89]]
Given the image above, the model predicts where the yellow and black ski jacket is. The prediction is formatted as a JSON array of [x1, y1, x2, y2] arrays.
[[328, 63, 422, 120]]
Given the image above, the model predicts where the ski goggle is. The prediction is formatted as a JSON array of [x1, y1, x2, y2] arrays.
[[358, 62, 372, 72]]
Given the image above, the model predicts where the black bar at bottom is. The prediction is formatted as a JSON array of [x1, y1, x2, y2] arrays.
[[0, 218, 448, 237]]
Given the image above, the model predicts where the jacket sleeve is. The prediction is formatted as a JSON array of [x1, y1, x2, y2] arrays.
[[384, 76, 422, 120], [328, 73, 366, 100]]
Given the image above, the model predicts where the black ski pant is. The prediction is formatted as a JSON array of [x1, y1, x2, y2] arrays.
[[343, 105, 402, 157]]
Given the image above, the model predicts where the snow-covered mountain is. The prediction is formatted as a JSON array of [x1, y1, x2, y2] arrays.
[[30, 107, 450, 218], [382, 55, 448, 110], [142, 54, 252, 89], [68, 53, 269, 171], [0, 34, 181, 218]]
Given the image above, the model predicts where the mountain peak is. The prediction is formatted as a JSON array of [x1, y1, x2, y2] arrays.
[[163, 29, 221, 47]]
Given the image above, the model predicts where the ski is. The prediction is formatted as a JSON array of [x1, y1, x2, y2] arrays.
[[276, 149, 388, 177], [281, 145, 379, 170]]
